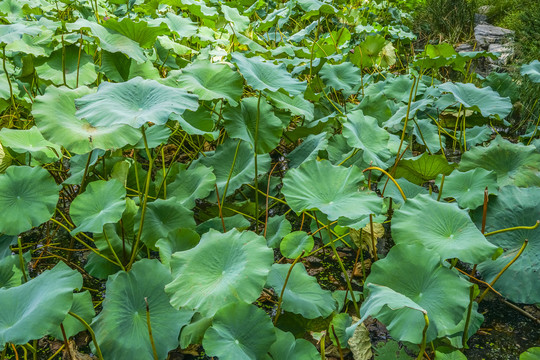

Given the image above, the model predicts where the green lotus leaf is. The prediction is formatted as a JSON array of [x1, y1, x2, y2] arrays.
[[0, 126, 61, 164], [0, 235, 17, 260], [50, 291, 95, 340], [474, 186, 540, 303], [434, 347, 467, 360], [200, 139, 271, 199], [287, 133, 328, 169], [350, 35, 387, 68], [132, 124, 171, 149], [32, 86, 141, 154], [457, 125, 492, 148], [361, 243, 471, 343], [167, 164, 216, 208], [265, 215, 292, 248], [101, 51, 160, 82], [170, 107, 220, 139], [0, 166, 60, 236], [231, 53, 307, 96], [196, 214, 251, 234], [521, 60, 540, 83], [395, 153, 456, 185], [444, 301, 484, 348], [103, 18, 169, 48], [329, 313, 353, 348], [0, 254, 21, 288], [413, 119, 445, 152], [5, 30, 54, 57], [203, 302, 276, 360], [379, 177, 428, 206], [438, 82, 512, 119], [75, 77, 199, 128], [280, 231, 313, 259], [156, 13, 198, 38], [175, 61, 243, 106], [521, 347, 540, 360], [0, 23, 41, 45], [179, 313, 212, 348], [156, 228, 200, 269], [267, 91, 314, 120], [35, 45, 97, 88], [166, 229, 274, 317], [459, 136, 540, 187], [0, 262, 82, 345], [92, 259, 190, 360], [223, 97, 283, 154], [282, 160, 382, 221], [266, 263, 336, 319], [67, 19, 146, 63], [70, 179, 126, 235], [436, 168, 498, 209], [221, 4, 250, 32], [319, 62, 362, 96], [343, 110, 392, 168], [135, 197, 195, 249], [269, 328, 320, 360], [483, 72, 520, 103], [392, 194, 498, 263], [383, 75, 425, 102]]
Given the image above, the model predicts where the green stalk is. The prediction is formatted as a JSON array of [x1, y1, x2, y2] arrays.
[[416, 313, 429, 360], [326, 222, 359, 317], [127, 126, 154, 270], [331, 325, 344, 360], [79, 150, 93, 194], [2, 46, 16, 111], [462, 285, 475, 348], [273, 251, 305, 325], [220, 140, 242, 207], [67, 312, 103, 360], [484, 220, 540, 236], [61, 34, 67, 86], [145, 298, 159, 360], [17, 237, 28, 283], [320, 332, 326, 360], [253, 91, 261, 233], [103, 228, 126, 271]]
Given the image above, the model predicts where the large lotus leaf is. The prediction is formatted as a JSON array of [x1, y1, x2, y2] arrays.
[[319, 62, 362, 96], [395, 153, 456, 185], [156, 228, 200, 269], [135, 197, 195, 249], [5, 30, 54, 57], [361, 243, 471, 343], [474, 186, 540, 303], [392, 194, 498, 263], [231, 53, 307, 96], [379, 177, 428, 206], [521, 347, 540, 360], [0, 126, 61, 164], [287, 132, 328, 169], [166, 164, 216, 208], [50, 291, 95, 340], [35, 45, 97, 88], [521, 60, 540, 83], [343, 110, 392, 168], [438, 82, 512, 119], [0, 262, 82, 345], [66, 19, 146, 63], [92, 259, 190, 360], [0, 254, 21, 288], [459, 136, 540, 187], [203, 302, 276, 360], [267, 91, 314, 120], [165, 229, 274, 317], [70, 179, 126, 234], [170, 107, 220, 139], [0, 166, 60, 235], [200, 139, 271, 199], [282, 160, 382, 221], [103, 18, 169, 48], [32, 86, 141, 154], [221, 4, 250, 32], [265, 214, 292, 248], [101, 51, 160, 83], [175, 61, 243, 106], [0, 23, 41, 45], [266, 263, 336, 319], [413, 119, 445, 152], [75, 77, 199, 128], [280, 231, 314, 259], [436, 168, 498, 209], [223, 97, 283, 154], [269, 328, 319, 360], [196, 214, 251, 235]]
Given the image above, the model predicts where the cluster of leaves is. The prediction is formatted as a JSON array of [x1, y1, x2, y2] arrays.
[[0, 0, 539, 359]]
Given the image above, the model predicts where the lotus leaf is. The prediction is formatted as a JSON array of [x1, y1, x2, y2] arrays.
[[287, 133, 328, 169], [265, 214, 292, 248], [0, 262, 82, 345], [49, 291, 95, 340], [379, 177, 428, 205], [155, 228, 200, 268], [203, 302, 276, 360], [436, 168, 498, 209], [266, 263, 336, 319], [361, 243, 471, 343], [92, 259, 190, 360], [166, 229, 274, 316], [195, 214, 251, 234], [35, 45, 97, 88], [0, 166, 60, 235], [0, 126, 61, 164], [521, 60, 540, 83], [267, 91, 314, 120], [32, 86, 141, 154], [474, 186, 540, 303], [101, 51, 160, 83], [521, 347, 540, 360], [70, 179, 126, 234], [282, 160, 382, 221], [231, 53, 307, 96], [319, 62, 362, 96], [395, 153, 456, 185], [280, 231, 314, 258], [166, 164, 216, 208], [102, 18, 169, 48], [269, 328, 319, 359], [392, 194, 499, 263], [459, 135, 540, 187], [223, 97, 283, 154], [75, 76, 199, 128], [0, 23, 41, 45]]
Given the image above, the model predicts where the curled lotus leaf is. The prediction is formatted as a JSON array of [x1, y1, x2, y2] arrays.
[[0, 126, 61, 164], [436, 168, 498, 210]]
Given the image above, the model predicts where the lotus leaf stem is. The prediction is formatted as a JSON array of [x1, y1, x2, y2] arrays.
[[102, 228, 126, 271], [478, 239, 528, 303], [417, 312, 429, 360], [60, 324, 72, 360], [393, 75, 417, 171], [320, 331, 326, 360], [481, 187, 489, 234], [221, 139, 242, 207], [264, 162, 280, 237], [76, 31, 83, 88], [462, 285, 476, 348], [436, 174, 445, 201], [363, 166, 407, 202], [483, 220, 539, 237], [79, 150, 94, 193], [214, 183, 227, 232], [2, 46, 16, 111], [17, 236, 27, 283], [1, 345, 6, 360], [453, 266, 502, 297], [144, 298, 159, 360], [326, 222, 359, 316], [67, 312, 103, 360], [46, 345, 65, 360], [331, 324, 344, 360], [273, 250, 305, 325], [254, 91, 261, 234], [10, 344, 18, 360], [369, 214, 378, 261]]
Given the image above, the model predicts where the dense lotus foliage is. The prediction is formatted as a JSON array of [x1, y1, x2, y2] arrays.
[[0, 0, 539, 359]]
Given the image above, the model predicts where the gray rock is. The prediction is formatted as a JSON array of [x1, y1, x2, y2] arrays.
[[475, 24, 514, 48], [488, 43, 514, 66]]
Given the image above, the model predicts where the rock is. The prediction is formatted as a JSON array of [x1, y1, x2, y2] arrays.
[[488, 43, 514, 66], [475, 24, 514, 48]]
